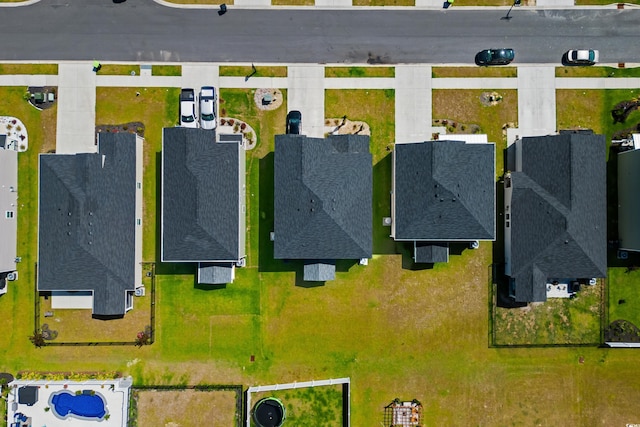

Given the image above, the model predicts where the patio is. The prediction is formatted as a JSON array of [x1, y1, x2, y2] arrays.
[[6, 378, 132, 427], [0, 116, 28, 152]]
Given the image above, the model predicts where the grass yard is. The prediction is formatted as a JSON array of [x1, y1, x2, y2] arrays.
[[151, 65, 181, 76], [5, 84, 640, 426], [608, 265, 640, 330], [493, 282, 603, 345], [432, 67, 517, 78], [556, 89, 640, 144], [134, 389, 238, 427], [250, 385, 343, 427], [0, 87, 56, 371], [432, 89, 518, 176], [556, 66, 640, 78], [272, 0, 314, 5], [97, 64, 141, 76], [36, 266, 153, 344], [0, 64, 58, 75], [95, 87, 179, 262], [352, 0, 414, 5], [219, 66, 287, 78], [325, 66, 395, 78]]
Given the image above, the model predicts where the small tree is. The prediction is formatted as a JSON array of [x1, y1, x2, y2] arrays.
[[135, 325, 152, 347], [29, 331, 45, 348]]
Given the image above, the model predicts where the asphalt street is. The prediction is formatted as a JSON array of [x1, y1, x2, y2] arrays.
[[1, 0, 640, 64]]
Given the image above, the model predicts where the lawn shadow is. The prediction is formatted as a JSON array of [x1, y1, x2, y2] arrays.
[[373, 154, 395, 255], [258, 152, 290, 273], [153, 151, 197, 277], [194, 283, 227, 291]]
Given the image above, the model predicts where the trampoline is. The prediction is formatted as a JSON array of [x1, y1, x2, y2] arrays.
[[50, 390, 107, 420], [253, 397, 286, 427]]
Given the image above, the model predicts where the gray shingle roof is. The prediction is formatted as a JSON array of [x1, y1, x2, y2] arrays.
[[38, 133, 137, 316], [198, 262, 234, 284], [0, 148, 17, 274], [274, 134, 372, 260], [393, 140, 495, 241], [162, 128, 244, 262], [617, 148, 640, 251], [303, 261, 336, 281], [508, 134, 607, 302], [414, 242, 449, 263]]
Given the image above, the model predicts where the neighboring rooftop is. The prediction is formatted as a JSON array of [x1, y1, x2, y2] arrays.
[[162, 127, 245, 263], [392, 139, 495, 241], [38, 133, 139, 316], [0, 146, 17, 274], [617, 145, 640, 251], [506, 133, 607, 303], [273, 134, 372, 260]]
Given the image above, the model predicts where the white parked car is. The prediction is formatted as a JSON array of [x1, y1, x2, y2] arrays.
[[199, 86, 217, 130], [565, 49, 599, 66], [179, 88, 198, 128]]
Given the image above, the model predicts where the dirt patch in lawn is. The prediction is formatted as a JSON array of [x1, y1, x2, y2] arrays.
[[135, 389, 238, 427]]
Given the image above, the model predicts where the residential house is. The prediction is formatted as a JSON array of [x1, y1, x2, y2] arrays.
[[161, 128, 246, 284], [0, 143, 18, 295], [273, 134, 372, 281], [504, 133, 607, 303], [391, 138, 496, 263], [38, 133, 143, 317], [617, 135, 640, 252]]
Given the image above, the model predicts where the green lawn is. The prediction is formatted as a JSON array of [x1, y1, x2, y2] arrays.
[[556, 89, 640, 143], [432, 67, 517, 78], [98, 64, 141, 76], [556, 66, 640, 78], [493, 282, 603, 345], [250, 386, 343, 426], [325, 67, 395, 78], [0, 64, 58, 75], [7, 84, 640, 426], [152, 65, 182, 76], [219, 66, 287, 78]]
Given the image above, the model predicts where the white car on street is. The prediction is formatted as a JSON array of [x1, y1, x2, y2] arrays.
[[565, 49, 599, 66]]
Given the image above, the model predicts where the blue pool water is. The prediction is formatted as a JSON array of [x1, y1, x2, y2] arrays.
[[50, 391, 107, 420]]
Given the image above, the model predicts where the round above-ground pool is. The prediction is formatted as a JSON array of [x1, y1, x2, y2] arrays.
[[49, 390, 108, 421], [253, 397, 286, 427]]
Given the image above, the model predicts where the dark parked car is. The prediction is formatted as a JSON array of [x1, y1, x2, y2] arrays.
[[475, 49, 515, 66], [286, 110, 302, 134]]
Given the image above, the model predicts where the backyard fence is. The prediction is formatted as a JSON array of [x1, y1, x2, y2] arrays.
[[245, 377, 351, 427], [32, 262, 157, 347]]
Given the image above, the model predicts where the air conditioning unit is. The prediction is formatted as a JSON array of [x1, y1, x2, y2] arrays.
[[7, 272, 17, 281], [134, 286, 145, 297]]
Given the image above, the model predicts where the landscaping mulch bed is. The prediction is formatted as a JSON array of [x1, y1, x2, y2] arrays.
[[27, 86, 57, 110], [95, 122, 145, 138]]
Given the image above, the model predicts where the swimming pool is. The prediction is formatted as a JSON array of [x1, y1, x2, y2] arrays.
[[49, 390, 107, 420]]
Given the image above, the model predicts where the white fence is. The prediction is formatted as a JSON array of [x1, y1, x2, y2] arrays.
[[246, 377, 350, 427]]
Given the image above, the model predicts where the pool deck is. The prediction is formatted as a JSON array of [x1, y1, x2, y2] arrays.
[[6, 378, 132, 427]]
